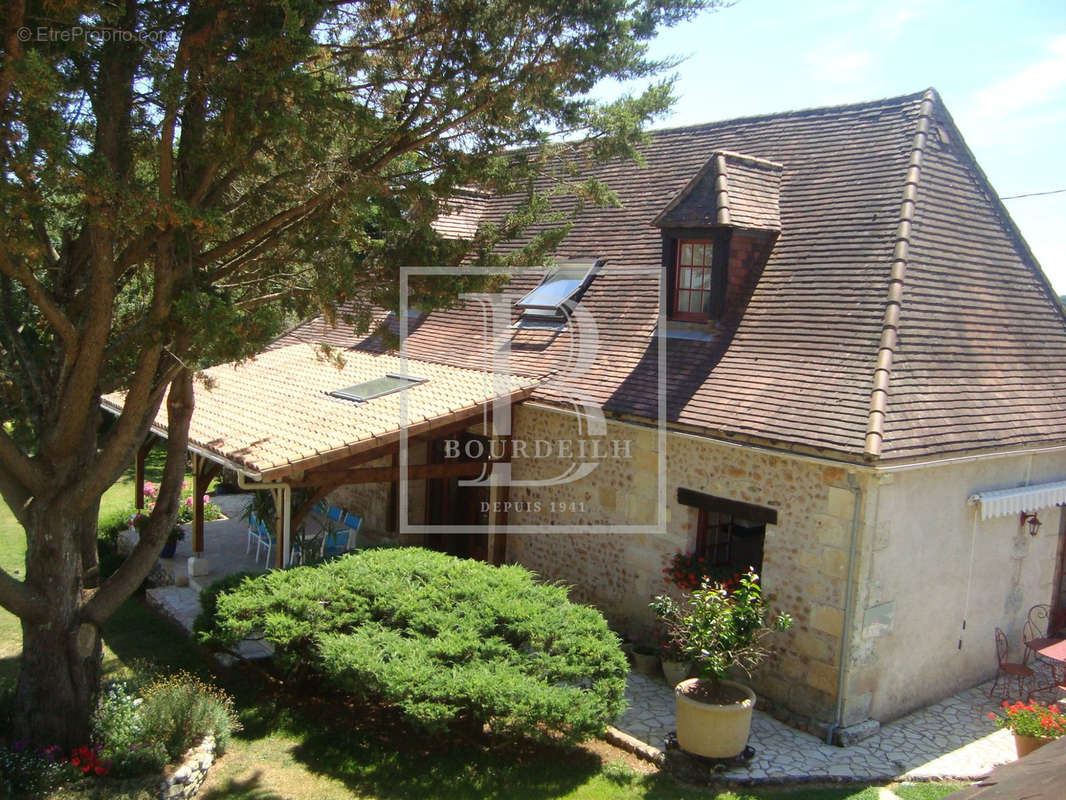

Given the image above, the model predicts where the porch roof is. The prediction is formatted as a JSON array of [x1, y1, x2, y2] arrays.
[[102, 344, 539, 481]]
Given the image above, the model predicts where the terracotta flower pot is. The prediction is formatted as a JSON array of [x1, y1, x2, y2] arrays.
[[675, 678, 756, 759], [1014, 733, 1053, 758], [662, 659, 691, 687], [631, 647, 660, 676]]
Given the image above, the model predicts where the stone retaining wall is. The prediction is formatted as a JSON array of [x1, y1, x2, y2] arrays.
[[158, 735, 215, 800]]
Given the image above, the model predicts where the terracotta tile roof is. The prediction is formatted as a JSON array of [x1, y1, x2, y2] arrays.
[[430, 189, 491, 240], [653, 151, 783, 231], [278, 89, 1066, 462], [102, 345, 538, 479]]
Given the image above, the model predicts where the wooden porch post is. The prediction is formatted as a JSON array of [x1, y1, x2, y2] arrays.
[[191, 454, 222, 556], [269, 486, 291, 569]]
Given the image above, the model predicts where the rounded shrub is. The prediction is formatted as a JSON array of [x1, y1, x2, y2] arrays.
[[210, 548, 628, 743]]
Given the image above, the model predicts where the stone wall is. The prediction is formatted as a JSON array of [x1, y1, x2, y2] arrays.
[[327, 455, 392, 540], [503, 402, 858, 726], [158, 735, 214, 800]]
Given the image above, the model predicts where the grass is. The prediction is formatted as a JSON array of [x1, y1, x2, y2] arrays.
[[0, 449, 967, 799]]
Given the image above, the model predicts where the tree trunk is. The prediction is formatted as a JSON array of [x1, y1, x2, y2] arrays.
[[12, 504, 102, 749]]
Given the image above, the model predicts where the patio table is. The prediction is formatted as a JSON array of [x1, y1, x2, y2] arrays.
[[1026, 637, 1066, 696]]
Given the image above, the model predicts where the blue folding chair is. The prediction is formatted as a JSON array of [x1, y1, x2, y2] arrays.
[[326, 506, 344, 524], [321, 513, 362, 558], [255, 519, 277, 566], [320, 528, 350, 558], [246, 512, 259, 554]]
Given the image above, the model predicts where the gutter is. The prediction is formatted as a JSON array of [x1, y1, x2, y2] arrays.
[[827, 471, 864, 744], [526, 401, 1066, 474]]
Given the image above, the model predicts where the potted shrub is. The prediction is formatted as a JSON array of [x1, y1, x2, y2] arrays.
[[651, 568, 792, 758], [132, 514, 184, 558], [989, 700, 1066, 757], [658, 629, 691, 687], [631, 643, 660, 676]]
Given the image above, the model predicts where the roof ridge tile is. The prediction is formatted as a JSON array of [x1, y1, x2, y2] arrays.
[[863, 88, 937, 458]]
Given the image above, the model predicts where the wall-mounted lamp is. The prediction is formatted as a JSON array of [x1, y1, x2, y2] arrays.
[[1021, 511, 1042, 536]]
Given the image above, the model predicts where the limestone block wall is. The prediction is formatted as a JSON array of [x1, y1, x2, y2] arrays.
[[504, 402, 859, 725], [327, 455, 392, 538], [853, 453, 1066, 723]]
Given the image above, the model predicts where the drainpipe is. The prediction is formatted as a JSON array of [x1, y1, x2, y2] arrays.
[[237, 472, 292, 568], [826, 472, 864, 744]]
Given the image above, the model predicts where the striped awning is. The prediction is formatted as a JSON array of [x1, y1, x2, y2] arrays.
[[968, 479, 1066, 520]]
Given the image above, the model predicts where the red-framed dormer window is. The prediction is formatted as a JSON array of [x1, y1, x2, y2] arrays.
[[674, 239, 714, 321]]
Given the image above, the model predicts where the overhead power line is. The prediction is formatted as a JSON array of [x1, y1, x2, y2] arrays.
[[1000, 188, 1066, 200]]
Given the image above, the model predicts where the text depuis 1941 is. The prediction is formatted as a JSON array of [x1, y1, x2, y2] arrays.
[[479, 501, 587, 514]]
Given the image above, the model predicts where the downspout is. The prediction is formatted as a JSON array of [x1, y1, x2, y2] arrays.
[[827, 471, 864, 744], [237, 472, 292, 568]]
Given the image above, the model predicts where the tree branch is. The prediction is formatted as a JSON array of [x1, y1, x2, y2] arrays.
[[0, 566, 45, 623], [83, 369, 194, 624], [0, 241, 78, 349]]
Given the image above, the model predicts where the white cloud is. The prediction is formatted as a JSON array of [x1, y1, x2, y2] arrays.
[[803, 40, 873, 83], [871, 0, 938, 39], [970, 34, 1066, 117]]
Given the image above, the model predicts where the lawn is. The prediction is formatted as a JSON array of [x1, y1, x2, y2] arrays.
[[0, 452, 965, 800]]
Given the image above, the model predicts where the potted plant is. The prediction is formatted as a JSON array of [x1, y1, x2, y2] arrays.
[[160, 527, 185, 558], [658, 629, 692, 687], [133, 513, 185, 558], [989, 700, 1066, 757], [631, 642, 660, 676], [651, 568, 792, 759]]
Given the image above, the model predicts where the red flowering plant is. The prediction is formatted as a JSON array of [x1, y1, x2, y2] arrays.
[[663, 551, 740, 593], [989, 700, 1066, 739], [69, 744, 110, 776]]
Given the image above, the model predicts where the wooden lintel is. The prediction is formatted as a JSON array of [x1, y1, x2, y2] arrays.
[[290, 411, 503, 485], [288, 460, 493, 488]]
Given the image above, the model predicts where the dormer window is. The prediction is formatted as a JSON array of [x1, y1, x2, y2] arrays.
[[674, 240, 716, 322], [652, 150, 783, 325]]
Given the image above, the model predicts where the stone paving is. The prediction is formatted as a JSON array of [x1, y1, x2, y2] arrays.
[[146, 583, 274, 662], [616, 664, 1066, 783]]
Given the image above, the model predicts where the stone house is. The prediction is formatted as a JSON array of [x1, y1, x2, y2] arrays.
[[158, 88, 1066, 743]]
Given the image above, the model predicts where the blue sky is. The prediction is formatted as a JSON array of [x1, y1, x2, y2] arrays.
[[596, 0, 1066, 291]]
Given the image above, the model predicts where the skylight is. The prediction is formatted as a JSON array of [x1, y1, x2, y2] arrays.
[[515, 258, 600, 314], [329, 373, 425, 403]]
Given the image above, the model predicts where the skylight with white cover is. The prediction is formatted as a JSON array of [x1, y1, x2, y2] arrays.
[[514, 258, 600, 325]]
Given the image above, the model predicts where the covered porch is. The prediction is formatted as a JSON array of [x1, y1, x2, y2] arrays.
[[103, 343, 538, 586]]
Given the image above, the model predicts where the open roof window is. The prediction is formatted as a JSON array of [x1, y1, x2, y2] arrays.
[[328, 373, 425, 403], [514, 258, 601, 327]]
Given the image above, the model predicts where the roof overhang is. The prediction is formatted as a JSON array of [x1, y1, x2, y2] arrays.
[[968, 479, 1066, 520], [102, 344, 540, 482]]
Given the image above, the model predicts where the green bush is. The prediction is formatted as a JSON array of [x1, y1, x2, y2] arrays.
[[96, 505, 135, 581], [93, 681, 168, 778], [137, 672, 240, 759], [210, 548, 628, 743], [193, 571, 260, 647], [91, 673, 239, 777], [98, 504, 135, 542]]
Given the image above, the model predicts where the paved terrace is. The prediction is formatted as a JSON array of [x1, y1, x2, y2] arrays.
[[142, 494, 1063, 784], [618, 668, 1066, 783]]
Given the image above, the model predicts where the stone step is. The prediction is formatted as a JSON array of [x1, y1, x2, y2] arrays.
[[145, 584, 273, 661]]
